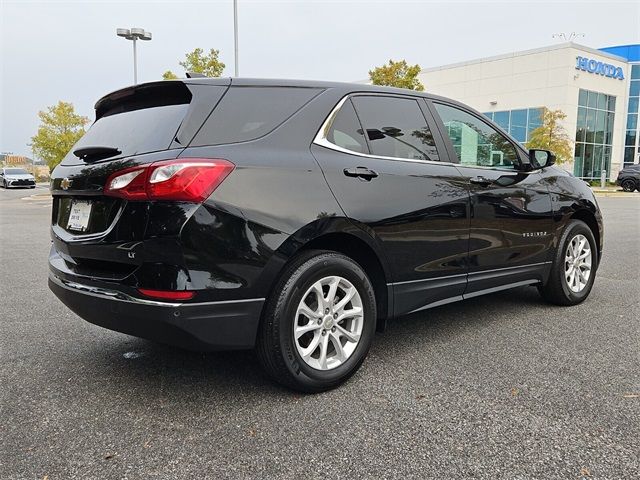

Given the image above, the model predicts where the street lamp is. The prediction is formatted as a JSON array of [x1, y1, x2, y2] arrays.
[[116, 27, 152, 85], [233, 0, 239, 77]]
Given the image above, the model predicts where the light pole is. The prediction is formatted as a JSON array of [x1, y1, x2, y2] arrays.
[[116, 27, 152, 84], [233, 0, 239, 77]]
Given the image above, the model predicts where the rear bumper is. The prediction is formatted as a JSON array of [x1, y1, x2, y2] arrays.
[[48, 273, 264, 351]]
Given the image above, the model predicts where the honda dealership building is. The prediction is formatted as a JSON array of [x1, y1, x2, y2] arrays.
[[418, 43, 640, 180]]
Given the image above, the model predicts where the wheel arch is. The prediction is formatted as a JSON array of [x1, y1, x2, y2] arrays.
[[570, 209, 602, 263]]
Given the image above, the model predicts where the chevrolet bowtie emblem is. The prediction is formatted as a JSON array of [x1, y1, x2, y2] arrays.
[[60, 178, 73, 190]]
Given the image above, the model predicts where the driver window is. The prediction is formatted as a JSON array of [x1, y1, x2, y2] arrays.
[[434, 103, 518, 169]]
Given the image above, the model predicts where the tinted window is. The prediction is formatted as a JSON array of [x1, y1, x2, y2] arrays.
[[193, 86, 322, 146], [351, 96, 439, 161], [64, 104, 189, 164], [434, 103, 519, 169], [326, 99, 367, 154], [5, 168, 29, 174]]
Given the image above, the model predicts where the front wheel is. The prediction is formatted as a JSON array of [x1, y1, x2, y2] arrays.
[[256, 250, 376, 392], [621, 179, 636, 192], [538, 220, 598, 306]]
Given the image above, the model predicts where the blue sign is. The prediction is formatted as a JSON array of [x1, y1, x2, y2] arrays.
[[575, 56, 624, 80]]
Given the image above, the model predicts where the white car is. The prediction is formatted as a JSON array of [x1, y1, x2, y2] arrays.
[[0, 167, 36, 188]]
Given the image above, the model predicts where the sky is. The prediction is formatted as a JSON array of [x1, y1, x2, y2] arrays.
[[1, 0, 639, 158]]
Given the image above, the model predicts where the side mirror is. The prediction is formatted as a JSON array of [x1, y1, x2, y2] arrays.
[[529, 149, 556, 168]]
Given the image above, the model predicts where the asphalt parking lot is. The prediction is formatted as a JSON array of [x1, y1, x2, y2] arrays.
[[1, 186, 638, 479]]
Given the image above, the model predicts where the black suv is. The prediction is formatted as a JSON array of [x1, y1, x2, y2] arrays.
[[616, 164, 640, 191], [49, 79, 603, 392]]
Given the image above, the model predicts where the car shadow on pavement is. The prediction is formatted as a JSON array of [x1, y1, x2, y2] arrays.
[[69, 285, 547, 397]]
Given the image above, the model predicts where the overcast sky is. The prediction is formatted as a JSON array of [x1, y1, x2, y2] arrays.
[[1, 0, 639, 158]]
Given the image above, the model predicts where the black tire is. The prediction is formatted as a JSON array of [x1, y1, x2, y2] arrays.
[[538, 219, 598, 306], [621, 179, 636, 192], [256, 249, 376, 393]]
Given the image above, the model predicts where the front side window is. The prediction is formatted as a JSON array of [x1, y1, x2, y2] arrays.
[[351, 96, 439, 161], [326, 99, 367, 154], [434, 103, 518, 169]]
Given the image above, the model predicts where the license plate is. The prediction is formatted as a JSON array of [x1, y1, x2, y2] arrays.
[[67, 200, 92, 232]]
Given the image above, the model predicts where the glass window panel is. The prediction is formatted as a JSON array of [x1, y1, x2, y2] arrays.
[[573, 143, 585, 177], [632, 65, 640, 80], [578, 89, 588, 106], [627, 114, 638, 130], [624, 147, 636, 164], [629, 97, 639, 114], [587, 91, 598, 108], [584, 109, 596, 143], [583, 144, 594, 179], [607, 95, 616, 112], [594, 110, 605, 144], [511, 125, 526, 142], [605, 112, 615, 144], [631, 81, 640, 97], [352, 96, 440, 161], [434, 102, 518, 168], [575, 107, 586, 142], [625, 130, 637, 147], [597, 93, 606, 110], [528, 108, 543, 126], [592, 145, 603, 178], [493, 111, 510, 130], [511, 109, 527, 127], [326, 99, 368, 154], [482, 112, 493, 120], [602, 146, 612, 175]]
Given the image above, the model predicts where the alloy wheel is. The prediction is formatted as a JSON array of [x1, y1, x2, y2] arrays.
[[564, 234, 592, 293], [293, 275, 364, 371]]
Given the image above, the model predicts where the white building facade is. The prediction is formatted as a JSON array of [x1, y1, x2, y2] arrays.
[[418, 43, 640, 181]]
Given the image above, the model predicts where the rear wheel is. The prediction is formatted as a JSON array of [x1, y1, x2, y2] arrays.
[[538, 220, 598, 306], [621, 179, 636, 192], [256, 250, 376, 392]]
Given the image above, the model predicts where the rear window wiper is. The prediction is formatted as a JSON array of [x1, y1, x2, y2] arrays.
[[73, 146, 122, 161]]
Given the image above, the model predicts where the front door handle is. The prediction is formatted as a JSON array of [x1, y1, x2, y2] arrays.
[[344, 167, 379, 180], [469, 176, 493, 187]]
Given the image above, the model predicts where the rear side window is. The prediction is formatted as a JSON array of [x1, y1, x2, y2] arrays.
[[351, 96, 439, 161], [326, 99, 367, 154], [192, 86, 322, 146]]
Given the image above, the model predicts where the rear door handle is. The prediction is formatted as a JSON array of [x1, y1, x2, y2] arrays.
[[469, 176, 493, 187], [344, 167, 379, 180]]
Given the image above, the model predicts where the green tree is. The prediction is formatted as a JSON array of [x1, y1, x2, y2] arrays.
[[369, 59, 424, 91], [163, 48, 225, 79], [31, 101, 89, 169], [162, 70, 178, 80], [525, 108, 573, 164]]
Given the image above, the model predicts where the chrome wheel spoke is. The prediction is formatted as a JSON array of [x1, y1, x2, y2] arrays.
[[293, 275, 364, 371], [564, 234, 592, 293]]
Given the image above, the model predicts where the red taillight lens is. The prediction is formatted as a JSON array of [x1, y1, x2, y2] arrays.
[[138, 288, 196, 300], [104, 158, 234, 202]]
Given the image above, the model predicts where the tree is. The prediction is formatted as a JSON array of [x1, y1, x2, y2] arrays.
[[162, 70, 178, 80], [31, 101, 89, 169], [369, 60, 424, 91], [525, 108, 573, 164], [163, 48, 225, 79]]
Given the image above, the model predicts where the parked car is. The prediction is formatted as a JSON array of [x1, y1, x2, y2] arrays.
[[616, 164, 640, 192], [0, 167, 36, 188], [48, 79, 603, 392]]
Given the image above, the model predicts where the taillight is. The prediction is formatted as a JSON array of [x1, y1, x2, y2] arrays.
[[138, 288, 196, 300], [104, 158, 234, 202]]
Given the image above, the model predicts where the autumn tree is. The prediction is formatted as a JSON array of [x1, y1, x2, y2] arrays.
[[525, 108, 573, 164], [163, 48, 225, 79], [369, 60, 424, 91], [31, 101, 89, 169]]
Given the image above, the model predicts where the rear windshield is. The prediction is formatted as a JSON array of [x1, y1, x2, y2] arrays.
[[61, 82, 193, 165], [191, 86, 322, 146], [62, 104, 188, 165]]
